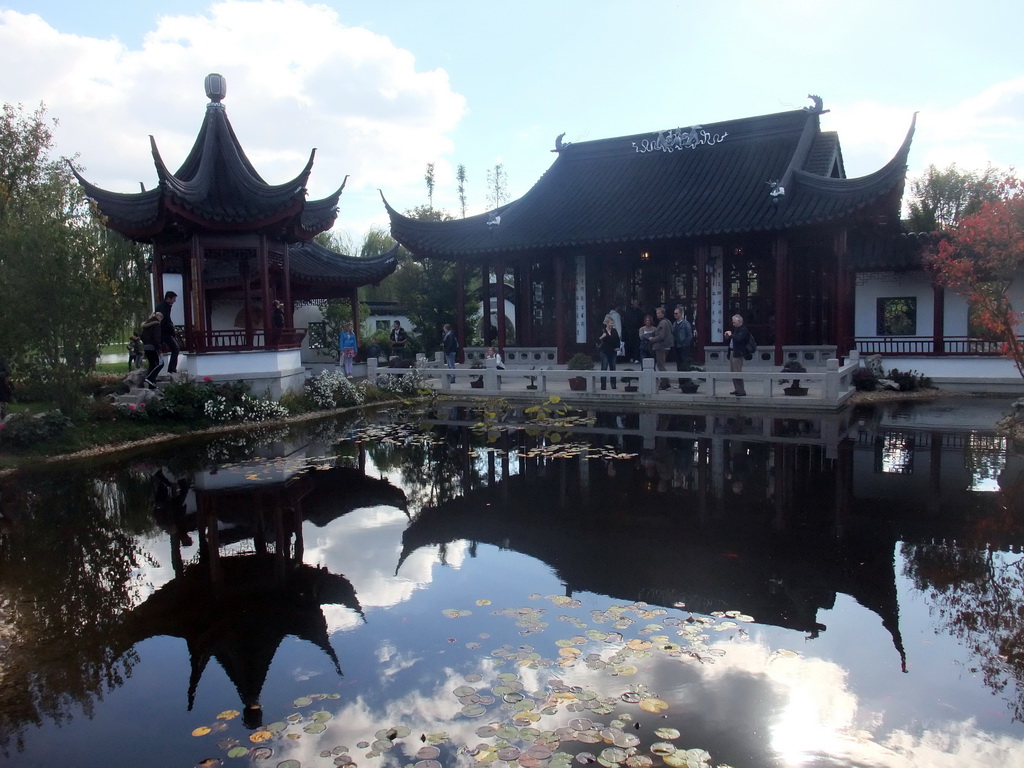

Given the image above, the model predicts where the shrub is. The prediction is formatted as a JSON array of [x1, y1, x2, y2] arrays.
[[304, 370, 366, 410], [203, 394, 289, 423], [886, 368, 933, 392], [0, 410, 72, 448], [372, 368, 426, 397], [567, 353, 595, 370], [852, 367, 877, 391]]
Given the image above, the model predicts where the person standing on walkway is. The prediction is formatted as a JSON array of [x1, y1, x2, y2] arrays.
[[140, 312, 164, 389], [339, 322, 357, 376], [651, 306, 673, 390], [598, 315, 620, 390], [154, 291, 180, 374], [724, 313, 754, 396], [390, 320, 408, 358], [623, 298, 644, 363], [672, 306, 693, 389], [442, 323, 459, 382]]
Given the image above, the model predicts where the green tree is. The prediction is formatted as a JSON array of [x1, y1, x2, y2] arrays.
[[908, 163, 1000, 231], [424, 162, 435, 211], [486, 163, 508, 209], [0, 102, 150, 413], [456, 163, 467, 218]]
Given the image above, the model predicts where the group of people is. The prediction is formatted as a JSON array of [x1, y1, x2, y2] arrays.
[[612, 299, 756, 395], [600, 303, 695, 391], [138, 291, 181, 389]]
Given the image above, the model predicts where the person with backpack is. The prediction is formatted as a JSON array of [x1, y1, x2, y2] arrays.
[[724, 313, 755, 396]]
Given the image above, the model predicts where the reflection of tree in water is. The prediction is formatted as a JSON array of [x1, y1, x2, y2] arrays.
[[0, 470, 151, 754], [903, 464, 1024, 721]]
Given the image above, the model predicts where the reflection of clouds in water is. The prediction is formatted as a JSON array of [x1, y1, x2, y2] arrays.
[[702, 635, 1024, 767], [199, 614, 1024, 768], [306, 506, 467, 633], [130, 534, 200, 603]]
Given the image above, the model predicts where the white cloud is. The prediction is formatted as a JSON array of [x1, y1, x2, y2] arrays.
[[0, 1, 466, 237]]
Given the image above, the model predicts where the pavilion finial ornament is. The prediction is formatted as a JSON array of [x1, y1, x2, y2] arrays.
[[205, 73, 227, 103], [768, 179, 785, 203], [803, 94, 828, 115], [551, 133, 569, 153], [632, 125, 728, 154], [487, 212, 501, 228]]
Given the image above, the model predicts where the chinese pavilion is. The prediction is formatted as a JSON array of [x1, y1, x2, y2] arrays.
[[75, 73, 397, 391], [386, 96, 914, 363]]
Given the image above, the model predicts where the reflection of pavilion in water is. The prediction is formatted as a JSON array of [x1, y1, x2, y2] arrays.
[[119, 454, 406, 727], [408, 402, 1024, 672]]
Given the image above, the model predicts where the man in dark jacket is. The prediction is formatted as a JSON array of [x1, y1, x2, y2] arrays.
[[672, 307, 694, 389], [724, 313, 754, 396], [650, 306, 673, 390], [154, 291, 180, 374]]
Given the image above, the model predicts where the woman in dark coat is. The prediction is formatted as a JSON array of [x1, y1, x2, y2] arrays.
[[598, 315, 620, 390]]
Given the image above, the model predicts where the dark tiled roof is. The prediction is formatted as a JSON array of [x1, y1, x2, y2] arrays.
[[74, 101, 341, 241], [199, 241, 399, 292], [387, 108, 914, 259], [805, 132, 844, 177], [287, 240, 400, 288]]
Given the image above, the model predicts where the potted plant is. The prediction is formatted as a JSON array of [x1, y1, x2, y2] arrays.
[[679, 364, 704, 394], [779, 360, 808, 395], [566, 353, 594, 391], [470, 360, 485, 388], [526, 367, 538, 390], [620, 369, 638, 392]]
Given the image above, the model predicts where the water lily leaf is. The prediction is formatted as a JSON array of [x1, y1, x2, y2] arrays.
[[216, 710, 240, 720], [654, 727, 681, 739], [650, 742, 677, 756], [277, 761, 301, 768], [191, 726, 212, 737], [249, 731, 273, 743], [639, 697, 668, 713], [293, 696, 313, 707], [226, 746, 249, 758]]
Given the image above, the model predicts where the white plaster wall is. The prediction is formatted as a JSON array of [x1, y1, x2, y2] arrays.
[[854, 271, 935, 337]]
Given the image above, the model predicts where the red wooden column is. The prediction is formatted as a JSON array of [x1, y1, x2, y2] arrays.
[[495, 257, 507, 349], [516, 261, 531, 345], [259, 234, 271, 347], [773, 234, 789, 364], [695, 245, 709, 357], [554, 255, 566, 362], [833, 228, 851, 359], [932, 282, 945, 355], [282, 243, 292, 327], [456, 260, 466, 360], [349, 288, 360, 347]]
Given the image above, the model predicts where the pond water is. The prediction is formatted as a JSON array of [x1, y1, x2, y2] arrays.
[[2, 396, 1024, 768]]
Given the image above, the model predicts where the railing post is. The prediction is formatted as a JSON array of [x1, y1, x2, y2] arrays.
[[641, 358, 656, 395], [825, 358, 840, 400], [367, 357, 379, 385]]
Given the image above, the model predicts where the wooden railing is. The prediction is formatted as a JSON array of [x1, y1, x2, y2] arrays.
[[185, 328, 305, 353], [855, 336, 1017, 355]]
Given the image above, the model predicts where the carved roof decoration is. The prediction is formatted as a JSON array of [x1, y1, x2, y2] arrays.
[[73, 74, 343, 243], [386, 99, 915, 261]]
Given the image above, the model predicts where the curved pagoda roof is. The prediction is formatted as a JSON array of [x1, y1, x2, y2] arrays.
[[74, 73, 344, 243], [386, 99, 915, 260]]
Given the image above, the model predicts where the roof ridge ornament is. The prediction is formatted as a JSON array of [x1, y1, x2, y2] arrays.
[[633, 125, 728, 154], [205, 73, 227, 104], [803, 94, 828, 115]]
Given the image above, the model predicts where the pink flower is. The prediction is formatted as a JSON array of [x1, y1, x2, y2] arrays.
[[203, 376, 212, 382], [129, 404, 136, 411]]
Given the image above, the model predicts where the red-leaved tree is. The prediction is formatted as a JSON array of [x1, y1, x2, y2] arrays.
[[927, 174, 1024, 380]]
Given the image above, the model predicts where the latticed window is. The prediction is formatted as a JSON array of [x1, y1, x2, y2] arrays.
[[876, 297, 916, 335]]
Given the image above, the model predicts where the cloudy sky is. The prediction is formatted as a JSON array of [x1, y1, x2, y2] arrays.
[[1, 0, 1021, 245]]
